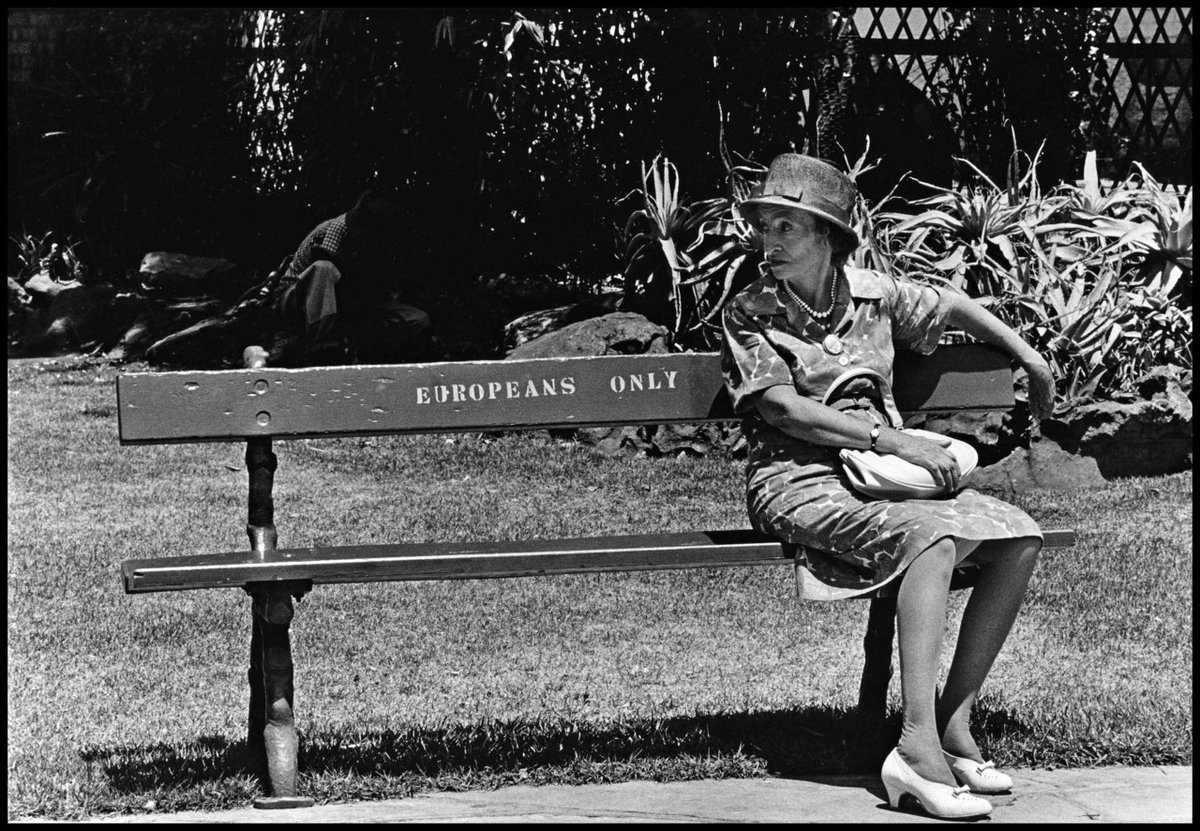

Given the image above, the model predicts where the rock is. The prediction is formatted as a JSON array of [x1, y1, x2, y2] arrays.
[[40, 283, 129, 351], [910, 410, 1014, 467], [1137, 364, 1192, 401], [568, 425, 652, 455], [8, 277, 40, 353], [970, 436, 1107, 492], [22, 271, 72, 306], [507, 312, 669, 454], [647, 422, 739, 457], [8, 276, 31, 311], [138, 252, 247, 297], [506, 311, 669, 360], [1041, 391, 1192, 480], [972, 372, 1193, 490], [504, 310, 744, 457], [503, 293, 623, 352], [504, 305, 581, 351]]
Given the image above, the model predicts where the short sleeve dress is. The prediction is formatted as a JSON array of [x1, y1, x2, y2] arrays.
[[720, 266, 1042, 600]]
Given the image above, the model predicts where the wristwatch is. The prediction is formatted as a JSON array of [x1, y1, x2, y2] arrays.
[[868, 423, 881, 452]]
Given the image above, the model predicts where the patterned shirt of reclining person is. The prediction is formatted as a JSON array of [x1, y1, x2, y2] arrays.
[[720, 265, 1043, 599], [283, 214, 351, 286]]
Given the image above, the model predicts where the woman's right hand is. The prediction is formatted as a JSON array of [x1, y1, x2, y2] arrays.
[[883, 428, 961, 493]]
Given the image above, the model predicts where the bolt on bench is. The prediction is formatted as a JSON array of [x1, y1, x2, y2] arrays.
[[116, 343, 1075, 808]]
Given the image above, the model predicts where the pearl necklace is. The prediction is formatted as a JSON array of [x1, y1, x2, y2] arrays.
[[780, 275, 837, 320]]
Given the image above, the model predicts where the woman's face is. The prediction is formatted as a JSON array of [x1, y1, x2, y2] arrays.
[[757, 207, 831, 284]]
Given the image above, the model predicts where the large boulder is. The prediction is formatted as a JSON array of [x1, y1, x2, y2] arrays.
[[21, 271, 71, 306], [506, 311, 669, 360], [504, 304, 578, 351], [909, 410, 1016, 468], [138, 252, 249, 297], [1040, 376, 1192, 478], [508, 312, 669, 454], [36, 283, 144, 354], [503, 292, 623, 352], [971, 367, 1192, 491]]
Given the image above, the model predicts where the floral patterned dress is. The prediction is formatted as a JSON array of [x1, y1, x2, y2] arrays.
[[720, 266, 1042, 600]]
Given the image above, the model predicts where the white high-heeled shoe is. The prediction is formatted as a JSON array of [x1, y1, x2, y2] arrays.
[[944, 750, 1014, 794], [881, 747, 993, 819]]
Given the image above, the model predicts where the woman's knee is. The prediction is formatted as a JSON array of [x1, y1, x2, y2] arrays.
[[911, 537, 959, 577], [965, 536, 1042, 569], [1013, 537, 1042, 569]]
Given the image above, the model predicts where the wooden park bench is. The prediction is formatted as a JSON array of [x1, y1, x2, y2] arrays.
[[116, 343, 1076, 809]]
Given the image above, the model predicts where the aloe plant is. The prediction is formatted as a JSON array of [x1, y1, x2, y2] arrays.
[[620, 155, 737, 345], [621, 131, 1190, 407], [868, 135, 1191, 408], [877, 143, 1068, 300]]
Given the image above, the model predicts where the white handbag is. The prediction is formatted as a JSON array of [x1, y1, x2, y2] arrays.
[[822, 368, 977, 500]]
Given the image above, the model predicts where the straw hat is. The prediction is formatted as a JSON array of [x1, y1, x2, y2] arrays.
[[738, 154, 859, 250]]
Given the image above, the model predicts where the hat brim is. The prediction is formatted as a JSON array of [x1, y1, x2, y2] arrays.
[[738, 196, 859, 250]]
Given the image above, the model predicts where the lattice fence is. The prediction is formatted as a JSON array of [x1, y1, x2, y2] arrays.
[[848, 6, 1192, 189], [1094, 7, 1192, 180]]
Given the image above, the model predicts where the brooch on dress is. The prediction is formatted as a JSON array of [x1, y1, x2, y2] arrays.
[[823, 333, 852, 365]]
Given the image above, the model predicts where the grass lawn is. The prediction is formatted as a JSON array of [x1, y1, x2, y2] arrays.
[[7, 357, 1193, 819]]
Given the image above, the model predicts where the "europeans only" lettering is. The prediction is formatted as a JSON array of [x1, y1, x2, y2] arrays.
[[416, 376, 577, 404], [415, 370, 680, 405], [608, 370, 678, 394]]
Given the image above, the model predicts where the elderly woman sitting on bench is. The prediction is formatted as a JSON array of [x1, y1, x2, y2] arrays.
[[720, 153, 1056, 820]]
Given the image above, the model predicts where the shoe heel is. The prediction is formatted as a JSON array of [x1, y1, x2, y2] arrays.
[[882, 780, 905, 809]]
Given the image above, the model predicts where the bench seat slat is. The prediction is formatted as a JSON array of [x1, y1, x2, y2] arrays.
[[122, 528, 1077, 593], [123, 531, 789, 592]]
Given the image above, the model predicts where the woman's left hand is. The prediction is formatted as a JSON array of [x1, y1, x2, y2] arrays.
[[1025, 357, 1056, 420]]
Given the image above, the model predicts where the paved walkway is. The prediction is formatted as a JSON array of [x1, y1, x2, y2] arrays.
[[69, 766, 1190, 824]]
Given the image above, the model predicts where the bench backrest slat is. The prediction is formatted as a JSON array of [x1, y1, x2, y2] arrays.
[[117, 343, 1014, 444]]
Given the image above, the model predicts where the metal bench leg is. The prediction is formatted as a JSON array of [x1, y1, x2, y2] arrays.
[[248, 587, 312, 809], [239, 351, 316, 809], [857, 594, 897, 720]]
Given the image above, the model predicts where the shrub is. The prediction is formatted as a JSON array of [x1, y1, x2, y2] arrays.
[[620, 135, 1192, 408], [872, 141, 1192, 407]]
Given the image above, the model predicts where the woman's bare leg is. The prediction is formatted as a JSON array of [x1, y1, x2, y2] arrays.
[[937, 537, 1042, 760], [895, 536, 979, 785]]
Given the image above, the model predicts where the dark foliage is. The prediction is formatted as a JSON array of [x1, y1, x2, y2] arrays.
[[8, 7, 1133, 345], [938, 8, 1109, 189], [9, 10, 261, 277]]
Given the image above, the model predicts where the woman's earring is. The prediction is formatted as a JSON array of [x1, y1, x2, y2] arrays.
[[758, 260, 771, 278]]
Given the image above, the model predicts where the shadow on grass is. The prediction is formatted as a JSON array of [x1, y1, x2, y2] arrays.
[[78, 702, 1041, 798]]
